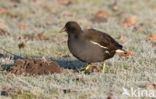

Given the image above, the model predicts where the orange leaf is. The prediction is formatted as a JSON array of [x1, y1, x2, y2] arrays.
[[57, 0, 73, 6], [125, 50, 131, 56], [146, 35, 156, 41], [120, 35, 125, 41], [113, 5, 118, 11], [62, 12, 73, 18], [86, 25, 92, 29], [112, 0, 118, 11], [87, 65, 99, 73], [121, 50, 132, 57], [122, 16, 136, 28], [60, 41, 67, 45], [95, 10, 108, 17], [146, 83, 156, 89], [0, 9, 8, 14], [36, 33, 49, 41], [0, 24, 6, 29], [91, 15, 107, 23], [19, 25, 26, 30]]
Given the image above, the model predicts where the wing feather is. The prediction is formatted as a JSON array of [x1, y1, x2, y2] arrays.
[[84, 29, 122, 50]]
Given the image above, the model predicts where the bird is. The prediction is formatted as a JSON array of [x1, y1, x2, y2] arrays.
[[59, 21, 127, 73]]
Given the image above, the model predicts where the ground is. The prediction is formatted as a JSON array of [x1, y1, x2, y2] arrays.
[[0, 0, 156, 98]]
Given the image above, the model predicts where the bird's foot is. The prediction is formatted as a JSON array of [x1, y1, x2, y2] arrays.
[[85, 65, 91, 70], [81, 64, 91, 74], [82, 65, 99, 74]]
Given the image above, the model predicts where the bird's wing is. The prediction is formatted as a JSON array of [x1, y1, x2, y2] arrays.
[[84, 29, 123, 50]]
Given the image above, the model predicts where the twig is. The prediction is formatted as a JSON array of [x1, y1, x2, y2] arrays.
[[50, 83, 89, 92], [0, 46, 23, 59]]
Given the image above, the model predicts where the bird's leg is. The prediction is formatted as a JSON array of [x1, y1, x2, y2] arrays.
[[85, 64, 91, 70], [81, 64, 90, 73], [103, 61, 106, 73]]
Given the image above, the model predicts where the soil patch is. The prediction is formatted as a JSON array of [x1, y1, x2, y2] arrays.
[[9, 58, 63, 75]]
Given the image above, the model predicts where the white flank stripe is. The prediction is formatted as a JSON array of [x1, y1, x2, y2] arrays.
[[90, 41, 108, 49], [105, 50, 110, 54], [116, 49, 124, 53]]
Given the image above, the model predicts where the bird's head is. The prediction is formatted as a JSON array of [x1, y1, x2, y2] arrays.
[[59, 21, 82, 34]]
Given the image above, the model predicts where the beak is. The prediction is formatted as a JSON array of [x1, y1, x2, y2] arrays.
[[59, 27, 66, 33]]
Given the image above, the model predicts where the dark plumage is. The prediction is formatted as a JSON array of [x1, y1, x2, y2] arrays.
[[60, 21, 126, 64]]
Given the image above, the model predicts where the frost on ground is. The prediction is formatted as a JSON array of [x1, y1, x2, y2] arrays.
[[0, 0, 155, 98]]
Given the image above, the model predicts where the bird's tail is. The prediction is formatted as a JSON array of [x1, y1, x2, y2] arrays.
[[116, 49, 127, 55]]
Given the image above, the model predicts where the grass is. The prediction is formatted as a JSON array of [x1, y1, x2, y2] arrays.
[[0, 0, 156, 98]]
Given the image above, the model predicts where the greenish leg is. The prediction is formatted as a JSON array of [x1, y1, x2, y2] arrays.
[[85, 64, 91, 70], [82, 64, 91, 73], [103, 61, 106, 73]]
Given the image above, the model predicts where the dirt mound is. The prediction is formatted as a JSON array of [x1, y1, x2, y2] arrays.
[[9, 58, 63, 75]]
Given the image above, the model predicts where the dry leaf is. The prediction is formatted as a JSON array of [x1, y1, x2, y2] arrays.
[[81, 18, 88, 23], [1, 85, 16, 96], [152, 7, 156, 10], [91, 15, 107, 23], [78, 17, 88, 23], [2, 86, 9, 90], [146, 35, 156, 41], [62, 55, 70, 58], [125, 50, 131, 56], [36, 33, 49, 41], [112, 0, 118, 11], [0, 23, 6, 29], [132, 4, 138, 10], [144, 67, 147, 72], [86, 25, 92, 29], [120, 35, 126, 41], [122, 16, 137, 28], [0, 9, 8, 14], [95, 10, 108, 17], [24, 34, 34, 41], [121, 50, 132, 57], [124, 50, 131, 56], [10, 0, 21, 2], [113, 5, 118, 11], [117, 11, 126, 17], [17, 33, 49, 41], [19, 25, 26, 30], [152, 42, 156, 47], [62, 12, 73, 18], [57, 0, 73, 6], [153, 84, 156, 89], [59, 41, 67, 45], [146, 83, 156, 89], [31, 0, 37, 2], [132, 23, 144, 32], [87, 66, 99, 73]]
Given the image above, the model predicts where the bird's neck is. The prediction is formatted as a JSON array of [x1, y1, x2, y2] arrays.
[[68, 31, 83, 40]]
